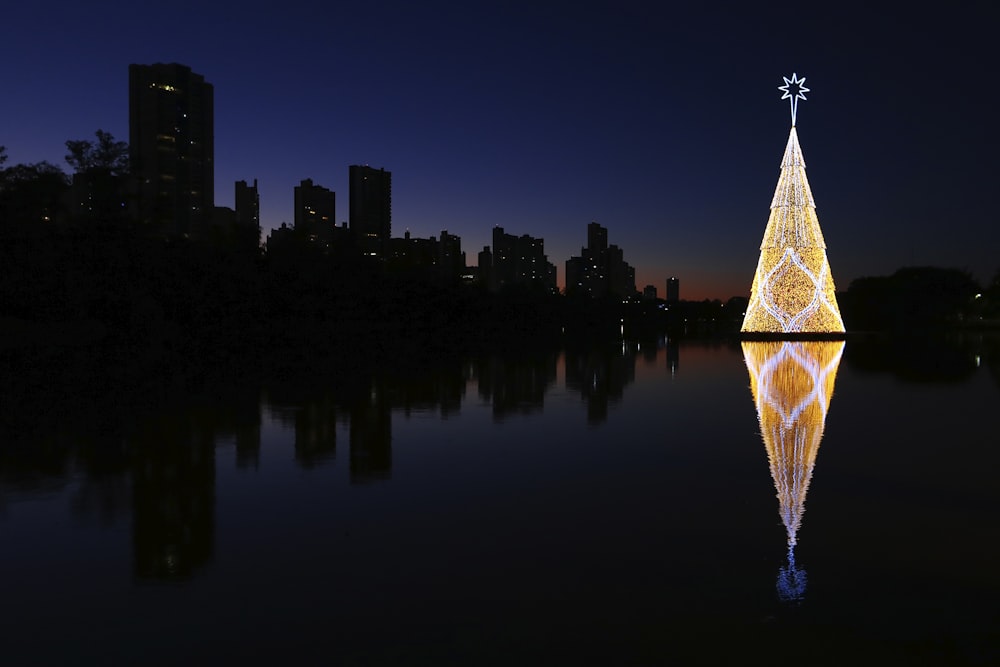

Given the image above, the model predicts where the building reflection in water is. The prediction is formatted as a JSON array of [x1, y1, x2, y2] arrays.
[[349, 380, 392, 483], [130, 410, 217, 581], [742, 340, 845, 603], [565, 344, 636, 425], [477, 351, 558, 422], [0, 343, 651, 583]]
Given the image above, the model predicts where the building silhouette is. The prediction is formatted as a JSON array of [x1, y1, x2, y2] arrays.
[[666, 276, 679, 303], [129, 63, 214, 236], [207, 180, 259, 250], [235, 179, 259, 229], [388, 230, 466, 282], [390, 231, 433, 268], [438, 230, 465, 281], [234, 179, 261, 250], [294, 178, 336, 241], [478, 246, 493, 288], [565, 222, 635, 298], [349, 165, 391, 261], [480, 226, 556, 293]]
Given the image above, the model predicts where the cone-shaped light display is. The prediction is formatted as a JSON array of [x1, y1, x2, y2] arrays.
[[742, 340, 845, 602], [742, 74, 845, 334]]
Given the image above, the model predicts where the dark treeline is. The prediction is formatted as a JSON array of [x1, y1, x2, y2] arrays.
[[839, 266, 1000, 332], [0, 215, 752, 360]]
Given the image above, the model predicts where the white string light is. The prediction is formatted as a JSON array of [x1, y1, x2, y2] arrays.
[[743, 341, 845, 603], [742, 75, 845, 334], [778, 72, 809, 127]]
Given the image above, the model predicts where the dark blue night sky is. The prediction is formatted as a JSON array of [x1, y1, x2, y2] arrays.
[[3, 0, 996, 299]]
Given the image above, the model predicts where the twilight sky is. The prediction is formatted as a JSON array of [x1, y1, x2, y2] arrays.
[[2, 0, 996, 300]]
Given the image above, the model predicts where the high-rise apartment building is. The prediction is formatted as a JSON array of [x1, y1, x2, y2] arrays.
[[485, 226, 557, 293], [235, 179, 259, 229], [565, 222, 635, 298], [666, 277, 680, 303], [387, 229, 465, 282], [234, 179, 261, 249], [437, 230, 465, 280], [294, 178, 335, 240], [129, 63, 214, 236], [587, 221, 608, 255], [349, 165, 391, 261]]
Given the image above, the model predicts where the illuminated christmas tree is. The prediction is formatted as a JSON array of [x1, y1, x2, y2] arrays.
[[741, 74, 845, 334], [742, 340, 845, 602]]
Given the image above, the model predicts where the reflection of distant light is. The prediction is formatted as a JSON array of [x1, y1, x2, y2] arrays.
[[975, 355, 981, 367]]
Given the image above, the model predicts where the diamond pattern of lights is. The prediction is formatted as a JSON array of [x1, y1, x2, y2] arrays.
[[742, 340, 845, 602], [741, 76, 845, 334]]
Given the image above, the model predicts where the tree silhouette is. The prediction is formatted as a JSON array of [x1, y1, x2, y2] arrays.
[[64, 130, 130, 224], [843, 267, 981, 330], [65, 130, 128, 177], [0, 161, 70, 225], [983, 268, 1000, 319]]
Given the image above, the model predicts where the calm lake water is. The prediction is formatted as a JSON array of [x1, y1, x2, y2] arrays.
[[2, 335, 998, 665]]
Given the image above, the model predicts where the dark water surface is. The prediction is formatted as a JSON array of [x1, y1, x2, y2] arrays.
[[2, 335, 998, 665]]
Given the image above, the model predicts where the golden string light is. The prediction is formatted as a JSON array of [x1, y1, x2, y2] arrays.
[[741, 75, 845, 334], [742, 340, 845, 601]]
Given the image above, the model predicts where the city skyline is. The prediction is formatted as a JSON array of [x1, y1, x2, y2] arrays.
[[3, 1, 996, 300]]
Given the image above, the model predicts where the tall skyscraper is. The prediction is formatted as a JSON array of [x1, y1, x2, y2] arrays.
[[349, 165, 391, 261], [129, 63, 214, 236]]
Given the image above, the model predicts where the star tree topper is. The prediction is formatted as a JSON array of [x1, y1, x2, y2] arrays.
[[779, 73, 809, 126]]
